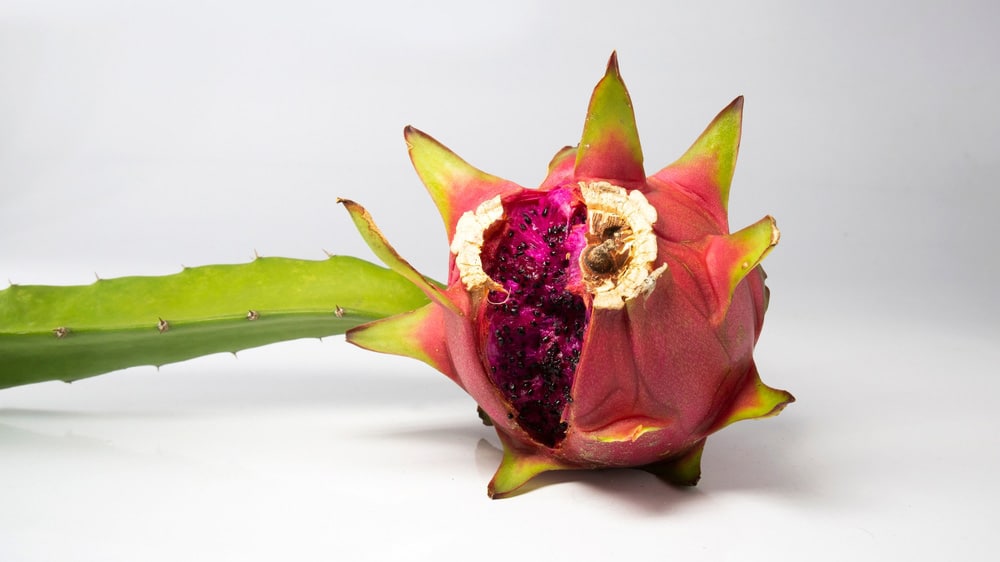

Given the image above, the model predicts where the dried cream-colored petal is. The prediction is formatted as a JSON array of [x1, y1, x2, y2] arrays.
[[450, 195, 505, 292], [579, 181, 664, 309]]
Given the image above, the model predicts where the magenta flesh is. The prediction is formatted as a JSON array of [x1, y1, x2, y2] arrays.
[[479, 187, 588, 447]]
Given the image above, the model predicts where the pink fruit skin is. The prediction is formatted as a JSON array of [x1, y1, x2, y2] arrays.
[[342, 53, 793, 498]]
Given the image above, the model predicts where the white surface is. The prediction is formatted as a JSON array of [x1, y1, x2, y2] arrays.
[[2, 1, 999, 560]]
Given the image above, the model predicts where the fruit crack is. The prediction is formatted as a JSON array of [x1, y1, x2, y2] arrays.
[[480, 187, 588, 447]]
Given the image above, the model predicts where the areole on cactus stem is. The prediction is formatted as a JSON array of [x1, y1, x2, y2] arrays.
[[340, 52, 793, 498]]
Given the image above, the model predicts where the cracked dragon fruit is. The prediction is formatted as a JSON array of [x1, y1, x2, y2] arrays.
[[339, 53, 794, 498]]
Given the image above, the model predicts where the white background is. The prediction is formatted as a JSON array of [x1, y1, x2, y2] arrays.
[[2, 1, 998, 560]]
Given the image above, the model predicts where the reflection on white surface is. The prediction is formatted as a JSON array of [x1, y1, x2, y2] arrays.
[[2, 313, 997, 561]]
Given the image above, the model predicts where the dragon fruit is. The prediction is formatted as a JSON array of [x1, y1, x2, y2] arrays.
[[339, 53, 793, 498]]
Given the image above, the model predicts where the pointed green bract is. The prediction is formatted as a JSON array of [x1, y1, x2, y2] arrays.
[[574, 52, 645, 183], [652, 96, 744, 231], [702, 215, 780, 324], [641, 439, 706, 486], [404, 126, 521, 242], [338, 198, 460, 315], [0, 256, 430, 388], [540, 145, 577, 189], [347, 303, 456, 382], [712, 363, 794, 431], [546, 145, 576, 173], [488, 435, 569, 499]]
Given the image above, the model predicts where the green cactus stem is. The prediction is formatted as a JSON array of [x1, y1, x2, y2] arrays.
[[0, 255, 430, 389]]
